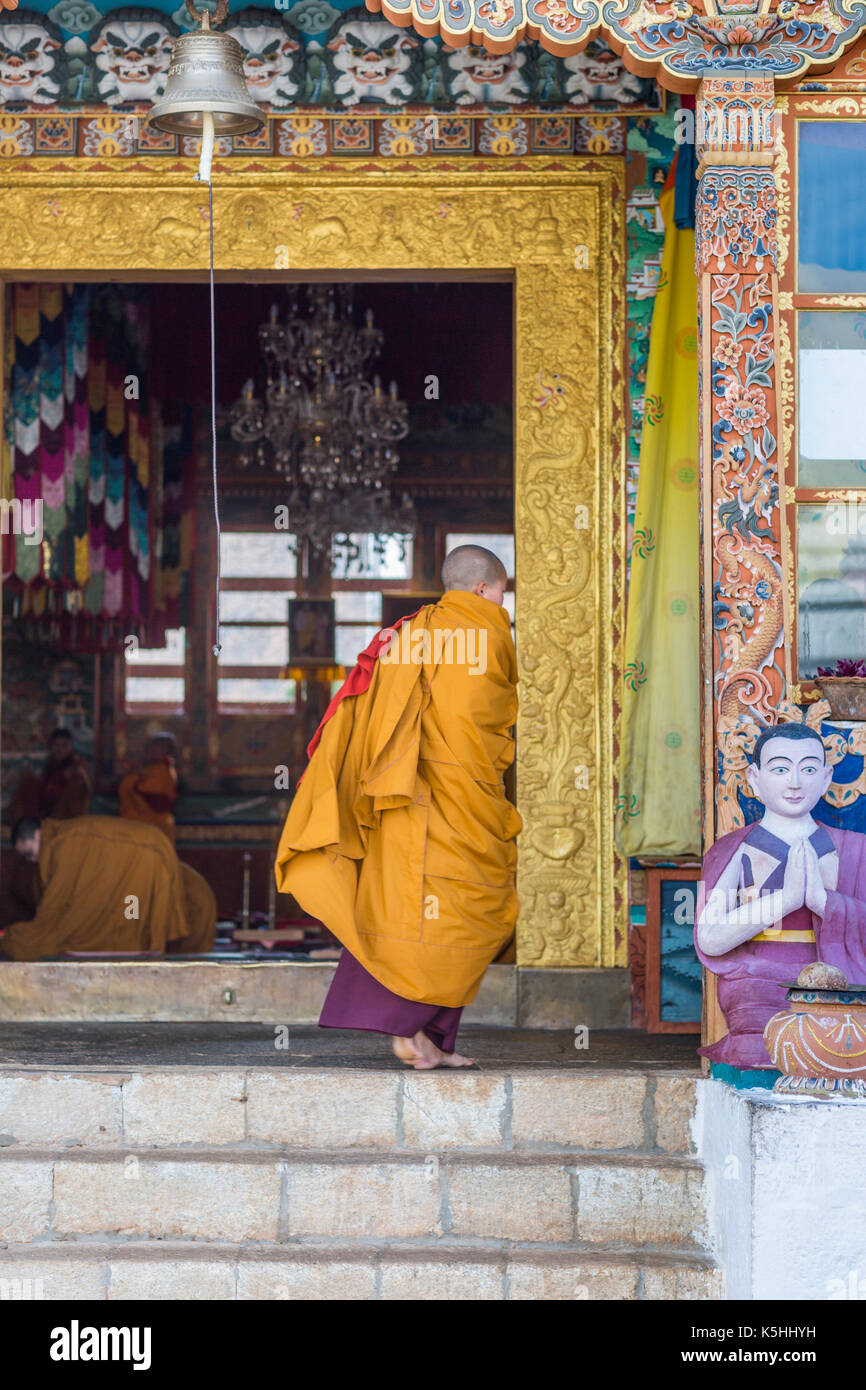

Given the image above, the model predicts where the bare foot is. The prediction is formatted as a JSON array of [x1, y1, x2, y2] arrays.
[[392, 1035, 423, 1064], [399, 1030, 474, 1070]]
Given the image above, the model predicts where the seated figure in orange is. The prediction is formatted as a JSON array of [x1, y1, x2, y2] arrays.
[[1, 816, 216, 961], [118, 733, 179, 843]]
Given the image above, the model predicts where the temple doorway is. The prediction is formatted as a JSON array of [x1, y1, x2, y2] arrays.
[[0, 276, 516, 954], [0, 156, 623, 986]]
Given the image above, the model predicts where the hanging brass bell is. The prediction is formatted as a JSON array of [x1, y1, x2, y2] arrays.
[[147, 1, 263, 137]]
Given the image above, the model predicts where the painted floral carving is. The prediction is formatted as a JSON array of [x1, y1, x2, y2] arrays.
[[714, 334, 742, 367], [722, 380, 770, 435], [700, 159, 786, 756]]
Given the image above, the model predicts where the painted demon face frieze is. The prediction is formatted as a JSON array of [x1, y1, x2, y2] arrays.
[[324, 8, 422, 107], [225, 8, 303, 107], [440, 42, 531, 105], [0, 12, 66, 106], [560, 40, 647, 105], [89, 8, 178, 106]]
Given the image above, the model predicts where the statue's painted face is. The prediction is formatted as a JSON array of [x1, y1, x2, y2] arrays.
[[746, 735, 832, 819]]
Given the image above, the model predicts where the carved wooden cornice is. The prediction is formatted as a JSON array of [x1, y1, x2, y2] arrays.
[[366, 0, 866, 91]]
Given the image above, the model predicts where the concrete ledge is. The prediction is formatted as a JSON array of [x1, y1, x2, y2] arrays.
[[699, 1079, 866, 1299], [516, 968, 631, 1030], [0, 960, 336, 1026], [0, 962, 630, 1028]]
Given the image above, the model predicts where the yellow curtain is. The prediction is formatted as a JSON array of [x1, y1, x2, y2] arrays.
[[619, 166, 700, 858]]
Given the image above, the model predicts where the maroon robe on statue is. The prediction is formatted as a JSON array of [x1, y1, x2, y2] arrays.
[[695, 822, 866, 1069]]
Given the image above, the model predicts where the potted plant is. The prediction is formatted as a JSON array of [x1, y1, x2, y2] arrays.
[[814, 659, 866, 720]]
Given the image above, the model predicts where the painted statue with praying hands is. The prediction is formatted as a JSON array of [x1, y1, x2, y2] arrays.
[[694, 721, 866, 1070]]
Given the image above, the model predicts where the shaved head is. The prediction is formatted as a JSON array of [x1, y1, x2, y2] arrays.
[[147, 732, 175, 759], [441, 545, 507, 598]]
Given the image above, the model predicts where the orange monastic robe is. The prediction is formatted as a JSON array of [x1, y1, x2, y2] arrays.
[[275, 590, 522, 1008], [118, 758, 178, 843], [2, 817, 215, 961], [174, 862, 218, 955], [3, 757, 91, 929]]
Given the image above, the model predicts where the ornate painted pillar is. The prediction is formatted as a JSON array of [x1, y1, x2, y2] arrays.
[[694, 74, 789, 1047], [694, 74, 790, 845]]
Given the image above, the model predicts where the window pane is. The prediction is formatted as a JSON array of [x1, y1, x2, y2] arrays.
[[217, 625, 288, 666], [126, 677, 185, 704], [334, 591, 383, 623], [220, 592, 292, 622], [798, 312, 866, 486], [446, 532, 515, 578], [336, 624, 379, 665], [797, 505, 866, 677], [125, 628, 185, 666], [218, 678, 296, 703], [332, 533, 413, 578], [799, 123, 866, 293], [220, 532, 296, 578]]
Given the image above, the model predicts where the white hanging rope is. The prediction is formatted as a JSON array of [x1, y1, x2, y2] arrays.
[[196, 111, 222, 657]]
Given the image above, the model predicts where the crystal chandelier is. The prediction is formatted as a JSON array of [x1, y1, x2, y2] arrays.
[[229, 286, 415, 572]]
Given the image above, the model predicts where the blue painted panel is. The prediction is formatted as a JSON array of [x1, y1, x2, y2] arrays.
[[659, 878, 702, 1023]]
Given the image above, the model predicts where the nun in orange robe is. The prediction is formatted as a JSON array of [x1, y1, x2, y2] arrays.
[[275, 588, 522, 1053], [118, 740, 178, 844]]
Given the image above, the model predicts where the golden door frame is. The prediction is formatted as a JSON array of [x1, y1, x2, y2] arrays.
[[0, 155, 626, 968]]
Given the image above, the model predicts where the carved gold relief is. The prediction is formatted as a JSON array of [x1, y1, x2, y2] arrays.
[[813, 294, 866, 306], [774, 115, 792, 284], [0, 157, 626, 968], [795, 96, 866, 114]]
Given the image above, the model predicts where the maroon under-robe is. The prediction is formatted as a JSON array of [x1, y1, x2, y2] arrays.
[[319, 948, 462, 1054], [695, 823, 866, 1069]]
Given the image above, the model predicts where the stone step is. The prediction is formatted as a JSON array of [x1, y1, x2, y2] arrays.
[[0, 1067, 698, 1157], [0, 961, 630, 1028], [0, 1146, 709, 1249], [0, 1241, 722, 1301]]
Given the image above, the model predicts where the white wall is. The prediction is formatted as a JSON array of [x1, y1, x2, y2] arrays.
[[699, 1080, 866, 1299]]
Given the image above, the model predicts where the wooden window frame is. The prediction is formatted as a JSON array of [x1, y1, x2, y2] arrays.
[[645, 866, 702, 1034], [781, 108, 866, 694]]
